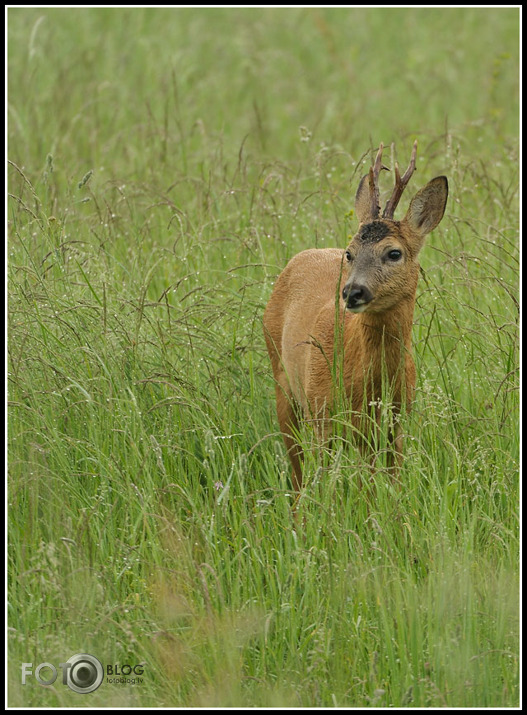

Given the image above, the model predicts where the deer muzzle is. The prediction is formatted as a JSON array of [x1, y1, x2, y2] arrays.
[[342, 283, 373, 312]]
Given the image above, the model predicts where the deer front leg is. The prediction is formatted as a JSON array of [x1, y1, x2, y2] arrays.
[[354, 406, 402, 484], [275, 381, 304, 492], [386, 422, 404, 483]]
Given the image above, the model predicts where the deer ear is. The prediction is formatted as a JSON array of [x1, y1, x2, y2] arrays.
[[355, 171, 375, 224], [404, 176, 448, 237]]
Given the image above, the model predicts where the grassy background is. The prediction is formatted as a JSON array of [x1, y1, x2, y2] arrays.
[[8, 7, 519, 707]]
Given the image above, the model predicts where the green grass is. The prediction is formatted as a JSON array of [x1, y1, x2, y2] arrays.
[[8, 7, 519, 707]]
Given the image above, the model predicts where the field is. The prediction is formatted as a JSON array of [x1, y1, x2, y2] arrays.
[[7, 7, 519, 708]]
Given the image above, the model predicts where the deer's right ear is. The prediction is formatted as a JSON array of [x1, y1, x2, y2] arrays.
[[404, 176, 448, 237], [355, 171, 374, 225]]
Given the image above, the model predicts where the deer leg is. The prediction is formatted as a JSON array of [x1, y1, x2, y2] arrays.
[[386, 423, 404, 483], [275, 381, 304, 492]]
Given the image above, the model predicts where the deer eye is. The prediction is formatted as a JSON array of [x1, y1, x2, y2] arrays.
[[345, 250, 353, 262], [387, 249, 402, 261]]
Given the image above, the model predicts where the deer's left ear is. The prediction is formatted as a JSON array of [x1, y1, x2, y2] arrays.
[[404, 176, 448, 237]]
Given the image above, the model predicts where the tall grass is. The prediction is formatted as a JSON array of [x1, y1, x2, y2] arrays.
[[8, 7, 519, 707]]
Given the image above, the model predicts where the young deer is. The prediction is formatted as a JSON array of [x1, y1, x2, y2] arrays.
[[263, 141, 448, 491]]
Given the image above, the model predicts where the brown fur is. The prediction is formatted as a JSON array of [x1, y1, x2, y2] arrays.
[[263, 156, 448, 492]]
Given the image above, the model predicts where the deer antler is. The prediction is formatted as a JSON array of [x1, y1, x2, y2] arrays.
[[368, 142, 390, 219], [382, 140, 418, 219]]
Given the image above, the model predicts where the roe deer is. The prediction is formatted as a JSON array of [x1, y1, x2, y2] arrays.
[[263, 141, 448, 491]]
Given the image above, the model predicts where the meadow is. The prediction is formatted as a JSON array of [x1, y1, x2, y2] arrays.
[[7, 7, 519, 707]]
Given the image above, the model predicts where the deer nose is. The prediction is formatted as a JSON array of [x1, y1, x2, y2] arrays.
[[342, 284, 373, 310]]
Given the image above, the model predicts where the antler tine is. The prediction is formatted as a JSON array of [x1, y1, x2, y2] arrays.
[[368, 142, 390, 219], [382, 140, 418, 219]]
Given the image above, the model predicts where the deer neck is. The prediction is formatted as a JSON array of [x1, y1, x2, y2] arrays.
[[355, 297, 415, 354], [342, 296, 416, 397]]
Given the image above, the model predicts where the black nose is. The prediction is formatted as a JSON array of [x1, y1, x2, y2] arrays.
[[342, 285, 372, 309]]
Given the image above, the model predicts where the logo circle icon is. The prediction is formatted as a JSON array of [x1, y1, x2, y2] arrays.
[[65, 654, 103, 694]]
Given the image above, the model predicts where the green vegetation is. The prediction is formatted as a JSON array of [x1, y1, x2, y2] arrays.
[[8, 7, 519, 707]]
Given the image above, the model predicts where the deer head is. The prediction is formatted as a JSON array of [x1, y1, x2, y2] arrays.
[[342, 141, 448, 313]]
